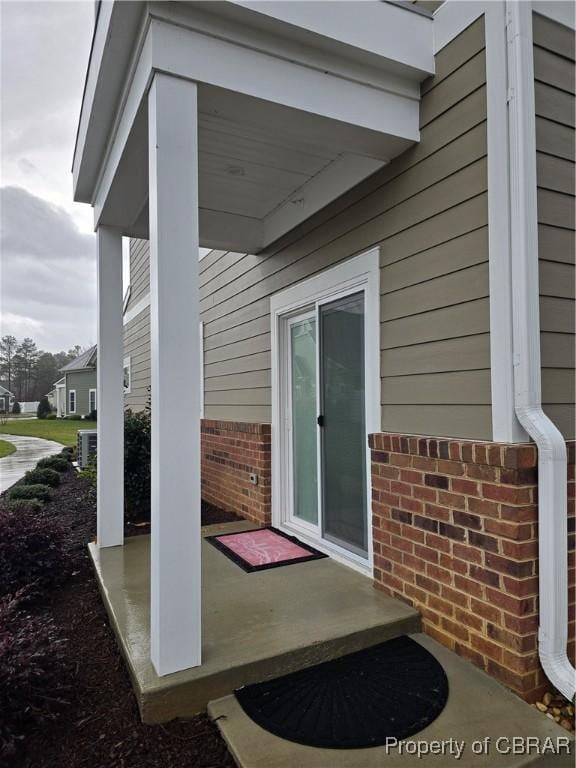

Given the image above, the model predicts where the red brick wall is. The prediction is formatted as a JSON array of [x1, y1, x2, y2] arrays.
[[201, 420, 271, 526], [370, 433, 575, 701]]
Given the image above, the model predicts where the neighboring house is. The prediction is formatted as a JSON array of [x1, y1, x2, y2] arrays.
[[46, 389, 57, 410], [53, 378, 67, 418], [0, 385, 15, 413], [56, 346, 97, 418], [74, 0, 575, 721]]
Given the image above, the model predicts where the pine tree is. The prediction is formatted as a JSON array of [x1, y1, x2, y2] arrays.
[[0, 335, 17, 393]]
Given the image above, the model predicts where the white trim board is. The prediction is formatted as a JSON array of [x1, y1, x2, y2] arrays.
[[123, 293, 151, 325], [271, 248, 380, 576], [434, 0, 527, 441]]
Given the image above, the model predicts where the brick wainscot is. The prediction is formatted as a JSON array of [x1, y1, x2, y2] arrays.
[[201, 420, 271, 526], [370, 433, 575, 702]]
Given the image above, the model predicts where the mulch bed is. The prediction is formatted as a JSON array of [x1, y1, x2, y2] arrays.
[[2, 465, 236, 768]]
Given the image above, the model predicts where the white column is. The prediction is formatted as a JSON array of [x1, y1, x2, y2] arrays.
[[148, 73, 201, 675], [96, 226, 124, 548]]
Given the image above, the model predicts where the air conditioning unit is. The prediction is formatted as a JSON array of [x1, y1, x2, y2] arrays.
[[77, 429, 97, 469]]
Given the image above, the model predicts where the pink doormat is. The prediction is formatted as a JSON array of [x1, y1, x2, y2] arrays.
[[206, 527, 327, 572]]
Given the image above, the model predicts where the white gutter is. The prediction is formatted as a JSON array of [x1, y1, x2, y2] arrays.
[[506, 1, 575, 702]]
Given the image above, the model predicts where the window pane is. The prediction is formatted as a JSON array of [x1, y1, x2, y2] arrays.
[[290, 318, 318, 525], [320, 292, 367, 555]]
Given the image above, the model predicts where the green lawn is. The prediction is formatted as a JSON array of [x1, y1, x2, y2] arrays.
[[0, 419, 96, 447], [0, 438, 16, 458]]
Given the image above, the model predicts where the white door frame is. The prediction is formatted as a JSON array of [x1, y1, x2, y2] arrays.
[[271, 248, 381, 575]]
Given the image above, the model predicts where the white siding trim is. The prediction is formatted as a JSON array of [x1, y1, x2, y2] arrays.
[[199, 321, 204, 419], [68, 389, 77, 414], [123, 292, 150, 325], [485, 2, 527, 442]]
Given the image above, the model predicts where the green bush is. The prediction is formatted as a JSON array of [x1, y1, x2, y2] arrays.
[[65, 414, 83, 421], [8, 485, 51, 502], [3, 499, 43, 514], [60, 447, 75, 462], [80, 452, 97, 487], [22, 468, 60, 488], [11, 402, 20, 415], [36, 397, 52, 420], [45, 413, 57, 420], [124, 409, 151, 524], [85, 409, 97, 421], [36, 456, 68, 472]]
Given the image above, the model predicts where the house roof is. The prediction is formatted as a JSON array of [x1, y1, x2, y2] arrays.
[[0, 385, 14, 396], [60, 345, 97, 372]]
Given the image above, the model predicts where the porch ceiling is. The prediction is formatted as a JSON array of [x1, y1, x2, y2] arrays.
[[75, 1, 434, 253]]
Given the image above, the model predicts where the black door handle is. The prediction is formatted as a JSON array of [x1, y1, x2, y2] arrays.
[[317, 415, 324, 427]]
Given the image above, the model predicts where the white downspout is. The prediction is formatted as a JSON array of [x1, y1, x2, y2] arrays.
[[506, 1, 575, 702]]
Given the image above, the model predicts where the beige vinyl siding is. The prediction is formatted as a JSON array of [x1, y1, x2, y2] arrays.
[[123, 306, 151, 411], [533, 14, 575, 439], [127, 237, 150, 309], [201, 17, 490, 438]]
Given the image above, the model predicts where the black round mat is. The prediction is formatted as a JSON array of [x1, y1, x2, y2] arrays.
[[234, 636, 449, 749]]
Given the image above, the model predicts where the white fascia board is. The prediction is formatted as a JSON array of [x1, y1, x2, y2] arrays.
[[230, 1, 435, 76], [433, 1, 486, 53], [93, 32, 153, 225], [73, 0, 113, 196], [152, 20, 421, 141], [151, 2, 423, 98], [74, 2, 146, 203]]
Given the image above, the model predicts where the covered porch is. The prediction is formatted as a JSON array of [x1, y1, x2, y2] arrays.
[[89, 521, 419, 723], [74, 1, 434, 680]]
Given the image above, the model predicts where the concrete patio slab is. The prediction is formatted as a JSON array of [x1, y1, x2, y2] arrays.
[[89, 522, 420, 723], [0, 433, 62, 493], [208, 633, 574, 768]]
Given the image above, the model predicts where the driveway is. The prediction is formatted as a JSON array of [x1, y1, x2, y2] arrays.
[[0, 434, 63, 493]]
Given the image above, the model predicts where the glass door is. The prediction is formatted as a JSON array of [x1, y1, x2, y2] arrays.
[[288, 312, 319, 528], [319, 292, 367, 557], [284, 291, 368, 560]]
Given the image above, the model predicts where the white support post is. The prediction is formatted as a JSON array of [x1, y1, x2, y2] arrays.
[[148, 73, 201, 675], [96, 226, 124, 548]]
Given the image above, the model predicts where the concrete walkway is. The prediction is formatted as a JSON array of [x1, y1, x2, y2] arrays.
[[210, 634, 574, 768], [0, 434, 62, 493]]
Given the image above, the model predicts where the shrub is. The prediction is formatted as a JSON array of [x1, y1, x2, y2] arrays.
[[81, 452, 97, 487], [36, 456, 68, 473], [85, 409, 97, 421], [3, 500, 43, 514], [22, 468, 60, 488], [124, 409, 151, 524], [60, 447, 75, 462], [65, 414, 83, 421], [8, 485, 51, 502], [0, 589, 70, 763], [11, 402, 20, 415], [0, 507, 65, 597], [36, 397, 51, 419], [45, 412, 57, 420]]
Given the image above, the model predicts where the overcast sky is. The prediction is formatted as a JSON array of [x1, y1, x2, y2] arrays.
[[1, 1, 97, 352]]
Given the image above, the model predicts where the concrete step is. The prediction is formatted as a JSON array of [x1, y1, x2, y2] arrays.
[[208, 634, 574, 768], [90, 523, 419, 723]]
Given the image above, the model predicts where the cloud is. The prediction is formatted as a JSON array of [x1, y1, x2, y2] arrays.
[[0, 186, 96, 352], [0, 1, 94, 233]]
